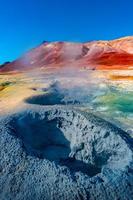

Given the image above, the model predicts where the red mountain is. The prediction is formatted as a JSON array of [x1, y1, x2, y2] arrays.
[[1, 36, 133, 72]]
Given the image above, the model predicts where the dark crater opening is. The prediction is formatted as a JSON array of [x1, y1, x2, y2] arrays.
[[25, 92, 67, 105], [25, 81, 80, 105], [25, 92, 80, 106], [8, 112, 105, 177]]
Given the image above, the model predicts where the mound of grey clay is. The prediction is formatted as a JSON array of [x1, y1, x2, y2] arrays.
[[0, 106, 133, 200]]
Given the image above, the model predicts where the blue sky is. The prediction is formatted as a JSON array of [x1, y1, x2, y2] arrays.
[[0, 0, 133, 63]]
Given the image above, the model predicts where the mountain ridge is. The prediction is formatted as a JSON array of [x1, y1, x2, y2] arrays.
[[1, 36, 133, 72]]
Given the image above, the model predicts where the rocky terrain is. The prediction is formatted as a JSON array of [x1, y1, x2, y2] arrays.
[[1, 105, 133, 200], [1, 36, 133, 72], [0, 36, 133, 200]]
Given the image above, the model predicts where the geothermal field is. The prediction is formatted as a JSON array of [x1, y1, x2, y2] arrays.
[[0, 36, 133, 200]]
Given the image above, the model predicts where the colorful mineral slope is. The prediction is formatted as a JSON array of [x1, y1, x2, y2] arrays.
[[0, 36, 133, 72], [0, 36, 133, 200]]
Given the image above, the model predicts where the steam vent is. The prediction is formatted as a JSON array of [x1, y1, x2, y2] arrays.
[[0, 36, 133, 200]]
